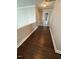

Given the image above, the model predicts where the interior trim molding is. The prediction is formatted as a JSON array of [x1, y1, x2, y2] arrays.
[[17, 22, 36, 30], [49, 28, 61, 54], [17, 26, 38, 48], [17, 5, 35, 9], [55, 50, 61, 54]]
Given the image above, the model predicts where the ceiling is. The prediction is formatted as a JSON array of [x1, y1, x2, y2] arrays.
[[17, 0, 56, 9]]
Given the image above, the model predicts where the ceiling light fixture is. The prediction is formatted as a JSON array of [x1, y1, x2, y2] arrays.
[[41, 2, 47, 7], [41, 0, 49, 7]]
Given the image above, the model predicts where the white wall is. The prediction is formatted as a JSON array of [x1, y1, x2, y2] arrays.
[[17, 5, 38, 48], [49, 0, 61, 53], [17, 5, 36, 29], [17, 0, 43, 7]]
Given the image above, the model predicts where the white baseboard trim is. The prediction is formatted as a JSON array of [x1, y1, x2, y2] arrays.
[[49, 28, 61, 54], [55, 50, 61, 54], [17, 26, 38, 48]]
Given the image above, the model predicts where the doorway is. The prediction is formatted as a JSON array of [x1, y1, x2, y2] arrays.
[[43, 12, 49, 26]]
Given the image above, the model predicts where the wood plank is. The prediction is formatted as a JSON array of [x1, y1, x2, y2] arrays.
[[17, 26, 61, 59]]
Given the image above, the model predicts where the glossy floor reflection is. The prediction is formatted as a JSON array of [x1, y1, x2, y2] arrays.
[[17, 26, 61, 59]]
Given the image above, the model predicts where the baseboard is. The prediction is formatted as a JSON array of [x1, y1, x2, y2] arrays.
[[55, 50, 61, 54], [17, 26, 38, 48], [49, 28, 61, 54]]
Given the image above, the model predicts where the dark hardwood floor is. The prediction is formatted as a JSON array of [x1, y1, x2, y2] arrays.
[[17, 26, 61, 59]]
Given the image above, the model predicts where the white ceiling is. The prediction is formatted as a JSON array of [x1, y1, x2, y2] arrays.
[[17, 0, 56, 9]]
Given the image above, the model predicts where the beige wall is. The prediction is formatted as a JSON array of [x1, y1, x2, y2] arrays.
[[49, 0, 61, 51], [17, 23, 37, 47], [36, 7, 43, 26]]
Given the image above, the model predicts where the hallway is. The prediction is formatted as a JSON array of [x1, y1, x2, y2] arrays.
[[17, 26, 61, 59]]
